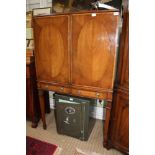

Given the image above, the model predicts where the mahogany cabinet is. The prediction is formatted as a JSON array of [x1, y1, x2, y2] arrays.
[[33, 11, 119, 96], [33, 10, 119, 146], [109, 1, 129, 154]]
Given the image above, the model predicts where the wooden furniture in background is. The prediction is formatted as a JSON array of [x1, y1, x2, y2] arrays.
[[108, 0, 129, 154], [33, 10, 119, 147], [26, 11, 51, 128], [26, 49, 40, 128], [26, 49, 50, 127]]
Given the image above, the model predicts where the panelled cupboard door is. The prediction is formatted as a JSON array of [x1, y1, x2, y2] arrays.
[[111, 90, 129, 153], [71, 12, 119, 89], [33, 15, 70, 84]]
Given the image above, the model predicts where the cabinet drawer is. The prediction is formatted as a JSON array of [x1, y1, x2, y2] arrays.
[[71, 89, 107, 99], [38, 83, 71, 94]]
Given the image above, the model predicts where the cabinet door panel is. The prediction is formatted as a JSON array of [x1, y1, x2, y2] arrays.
[[34, 15, 70, 84], [71, 12, 119, 89], [111, 90, 129, 153]]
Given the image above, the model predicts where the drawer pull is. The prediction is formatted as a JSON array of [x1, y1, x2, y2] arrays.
[[96, 93, 100, 97], [45, 85, 48, 88], [60, 87, 64, 91], [77, 90, 81, 95]]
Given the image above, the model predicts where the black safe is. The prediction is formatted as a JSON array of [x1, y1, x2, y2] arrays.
[[54, 93, 95, 141]]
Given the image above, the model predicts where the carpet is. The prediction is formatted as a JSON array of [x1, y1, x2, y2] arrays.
[[74, 148, 103, 155], [26, 136, 58, 155]]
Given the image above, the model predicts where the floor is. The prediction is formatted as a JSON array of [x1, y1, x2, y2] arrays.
[[26, 110, 123, 155]]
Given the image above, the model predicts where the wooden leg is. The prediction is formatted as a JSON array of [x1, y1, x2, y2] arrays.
[[27, 78, 38, 128], [44, 91, 51, 113], [38, 90, 47, 129], [103, 100, 112, 149]]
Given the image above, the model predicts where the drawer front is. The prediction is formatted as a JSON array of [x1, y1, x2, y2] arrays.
[[38, 83, 71, 94], [37, 83, 110, 100], [71, 89, 107, 99]]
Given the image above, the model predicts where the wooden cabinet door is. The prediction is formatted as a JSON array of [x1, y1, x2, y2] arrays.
[[33, 15, 70, 84], [71, 12, 119, 90], [111, 90, 129, 153]]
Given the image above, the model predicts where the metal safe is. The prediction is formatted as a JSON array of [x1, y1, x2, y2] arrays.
[[54, 93, 95, 141]]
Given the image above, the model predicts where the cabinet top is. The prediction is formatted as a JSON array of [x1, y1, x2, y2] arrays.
[[33, 9, 119, 18]]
